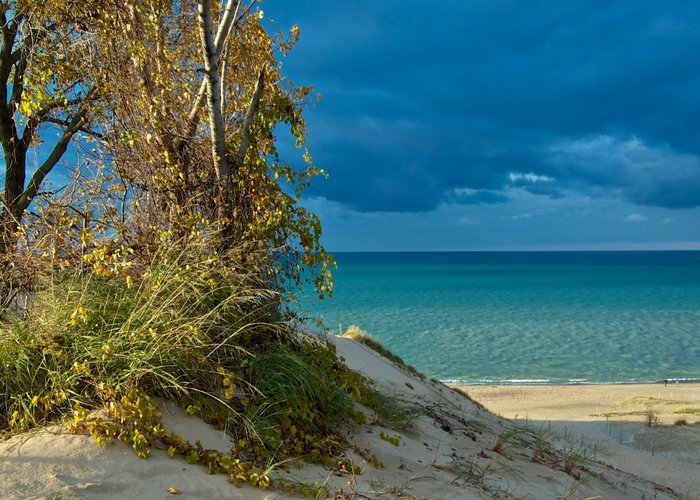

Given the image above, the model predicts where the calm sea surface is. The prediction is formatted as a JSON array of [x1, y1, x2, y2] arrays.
[[299, 252, 700, 384]]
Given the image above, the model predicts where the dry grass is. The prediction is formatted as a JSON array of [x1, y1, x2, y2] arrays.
[[673, 407, 700, 415], [340, 325, 425, 379]]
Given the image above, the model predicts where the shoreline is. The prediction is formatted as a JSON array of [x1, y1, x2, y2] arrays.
[[446, 378, 700, 387]]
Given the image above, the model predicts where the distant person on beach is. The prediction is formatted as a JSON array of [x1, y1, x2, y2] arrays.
[[664, 379, 668, 387]]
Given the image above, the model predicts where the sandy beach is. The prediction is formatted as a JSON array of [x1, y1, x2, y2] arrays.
[[459, 382, 700, 424], [461, 382, 700, 497]]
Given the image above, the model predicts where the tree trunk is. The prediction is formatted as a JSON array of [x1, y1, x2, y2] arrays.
[[197, 0, 230, 184], [1, 135, 26, 253]]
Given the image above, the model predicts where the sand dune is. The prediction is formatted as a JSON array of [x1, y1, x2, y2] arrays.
[[1, 336, 697, 499]]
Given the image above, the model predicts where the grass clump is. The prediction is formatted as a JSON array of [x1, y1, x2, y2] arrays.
[[1, 250, 266, 435], [674, 418, 688, 426], [379, 431, 400, 447], [492, 427, 526, 454], [0, 246, 375, 490], [340, 325, 425, 379], [562, 446, 588, 479], [673, 407, 700, 415]]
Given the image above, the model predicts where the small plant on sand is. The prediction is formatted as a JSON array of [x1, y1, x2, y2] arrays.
[[561, 479, 583, 500], [492, 427, 526, 455], [644, 404, 660, 427], [530, 427, 555, 464], [562, 445, 588, 479], [674, 418, 688, 426], [379, 431, 401, 447]]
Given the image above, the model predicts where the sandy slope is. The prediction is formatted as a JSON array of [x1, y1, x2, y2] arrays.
[[462, 383, 700, 498], [1, 335, 695, 499]]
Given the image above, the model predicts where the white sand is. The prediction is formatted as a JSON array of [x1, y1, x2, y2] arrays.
[[462, 382, 700, 424], [1, 338, 697, 499], [462, 383, 700, 497]]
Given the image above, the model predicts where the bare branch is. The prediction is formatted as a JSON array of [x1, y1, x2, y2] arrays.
[[233, 66, 264, 170], [16, 109, 87, 213], [42, 116, 105, 140]]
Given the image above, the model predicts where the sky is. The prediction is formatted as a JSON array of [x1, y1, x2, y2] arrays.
[[264, 0, 700, 251]]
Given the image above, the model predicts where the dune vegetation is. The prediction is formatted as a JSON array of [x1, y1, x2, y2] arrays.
[[0, 0, 373, 493]]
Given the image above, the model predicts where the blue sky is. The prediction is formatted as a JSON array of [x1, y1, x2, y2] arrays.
[[265, 0, 700, 251]]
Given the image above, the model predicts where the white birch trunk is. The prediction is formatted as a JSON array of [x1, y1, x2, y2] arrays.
[[188, 0, 241, 125], [197, 0, 229, 182]]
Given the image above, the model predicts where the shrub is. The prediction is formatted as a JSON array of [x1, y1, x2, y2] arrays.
[[644, 404, 660, 427], [245, 349, 351, 435]]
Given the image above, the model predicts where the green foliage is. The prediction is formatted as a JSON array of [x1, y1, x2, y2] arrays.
[[0, 247, 379, 493], [0, 247, 270, 435], [379, 431, 400, 447], [69, 387, 166, 458], [246, 350, 351, 435]]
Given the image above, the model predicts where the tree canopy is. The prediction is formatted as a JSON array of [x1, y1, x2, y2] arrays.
[[0, 0, 333, 306]]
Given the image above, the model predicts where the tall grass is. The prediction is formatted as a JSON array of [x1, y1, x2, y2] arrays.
[[246, 350, 351, 434], [0, 246, 278, 434]]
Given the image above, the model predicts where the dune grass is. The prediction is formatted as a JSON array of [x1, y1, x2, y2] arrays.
[[1, 250, 269, 432], [340, 325, 425, 379], [246, 349, 352, 435], [672, 407, 700, 415], [0, 245, 370, 479]]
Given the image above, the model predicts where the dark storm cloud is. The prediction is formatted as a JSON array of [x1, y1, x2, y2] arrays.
[[546, 135, 700, 209], [266, 0, 700, 212]]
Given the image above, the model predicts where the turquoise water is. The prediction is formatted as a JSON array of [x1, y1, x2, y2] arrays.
[[299, 252, 700, 384]]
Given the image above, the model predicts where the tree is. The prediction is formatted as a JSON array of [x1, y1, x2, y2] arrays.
[[90, 0, 334, 298], [0, 1, 102, 253], [1, 0, 334, 303]]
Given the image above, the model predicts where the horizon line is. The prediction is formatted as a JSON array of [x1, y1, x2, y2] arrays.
[[327, 244, 700, 253]]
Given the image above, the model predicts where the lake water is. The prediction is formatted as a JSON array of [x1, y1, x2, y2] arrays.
[[299, 251, 700, 384]]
